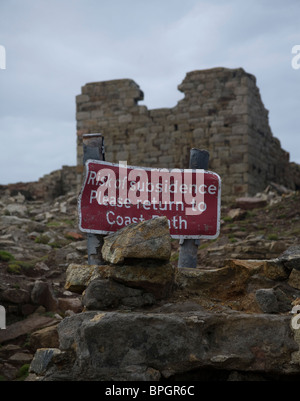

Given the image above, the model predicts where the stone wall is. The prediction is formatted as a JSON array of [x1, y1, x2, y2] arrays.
[[0, 165, 77, 201], [76, 67, 299, 201]]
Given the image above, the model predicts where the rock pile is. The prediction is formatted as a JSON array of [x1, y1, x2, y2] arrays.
[[1, 176, 300, 381], [28, 218, 300, 381], [198, 184, 300, 268], [0, 188, 84, 380], [66, 216, 174, 308]]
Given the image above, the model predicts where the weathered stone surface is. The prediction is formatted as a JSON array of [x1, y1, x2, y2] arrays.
[[0, 287, 31, 304], [175, 261, 298, 313], [57, 297, 82, 313], [29, 325, 59, 349], [31, 280, 58, 312], [274, 287, 293, 313], [0, 166, 299, 381], [224, 259, 263, 274], [227, 208, 247, 220], [82, 279, 155, 310], [105, 261, 175, 299], [0, 314, 59, 344], [262, 259, 290, 281], [279, 246, 300, 271], [30, 348, 62, 375], [64, 264, 101, 293], [176, 262, 252, 298], [40, 309, 298, 381], [288, 269, 300, 290], [4, 203, 28, 217], [9, 352, 33, 364], [235, 197, 268, 210], [1, 166, 77, 201], [255, 289, 279, 313], [269, 182, 292, 195], [65, 261, 175, 300], [102, 216, 171, 264]]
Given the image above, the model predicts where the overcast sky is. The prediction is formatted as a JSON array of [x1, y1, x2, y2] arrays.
[[0, 0, 300, 184]]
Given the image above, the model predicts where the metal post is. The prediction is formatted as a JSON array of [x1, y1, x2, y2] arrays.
[[82, 133, 105, 265], [178, 148, 210, 268]]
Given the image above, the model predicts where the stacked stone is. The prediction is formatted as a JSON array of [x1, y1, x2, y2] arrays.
[[65, 216, 175, 308], [29, 227, 300, 381], [76, 67, 299, 201], [59, 166, 77, 195]]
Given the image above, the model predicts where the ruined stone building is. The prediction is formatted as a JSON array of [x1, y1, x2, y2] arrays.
[[76, 67, 300, 201]]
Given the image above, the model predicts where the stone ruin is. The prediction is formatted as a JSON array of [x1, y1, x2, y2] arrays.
[[76, 67, 300, 202], [2, 67, 299, 204]]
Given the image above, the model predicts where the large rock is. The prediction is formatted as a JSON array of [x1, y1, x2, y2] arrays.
[[0, 287, 31, 305], [223, 258, 289, 282], [102, 216, 171, 264], [36, 308, 299, 381], [82, 279, 155, 310], [176, 261, 254, 299], [175, 260, 296, 313], [103, 261, 175, 299]]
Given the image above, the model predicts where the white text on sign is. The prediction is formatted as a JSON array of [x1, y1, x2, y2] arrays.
[[78, 160, 221, 239]]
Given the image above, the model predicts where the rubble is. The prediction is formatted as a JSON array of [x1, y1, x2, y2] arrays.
[[0, 188, 83, 380], [0, 178, 299, 381]]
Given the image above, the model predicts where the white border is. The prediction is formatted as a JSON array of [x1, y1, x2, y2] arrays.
[[78, 160, 221, 240]]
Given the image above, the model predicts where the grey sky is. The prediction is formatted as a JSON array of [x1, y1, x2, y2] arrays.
[[0, 0, 300, 184]]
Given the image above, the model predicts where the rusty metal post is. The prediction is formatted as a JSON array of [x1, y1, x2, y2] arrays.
[[178, 148, 210, 268], [82, 133, 105, 265]]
